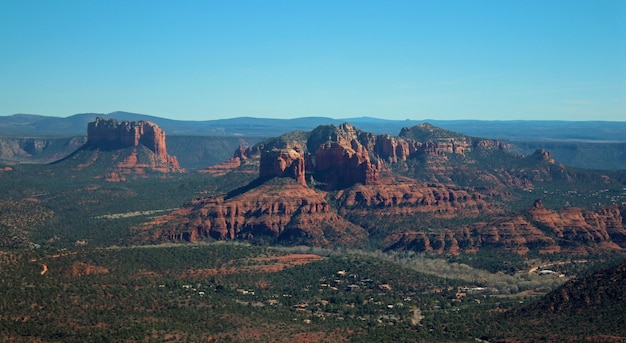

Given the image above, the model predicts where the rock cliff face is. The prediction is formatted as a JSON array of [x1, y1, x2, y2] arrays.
[[135, 179, 368, 247], [142, 122, 626, 255], [314, 140, 380, 189], [386, 202, 626, 255], [527, 200, 626, 250], [259, 146, 307, 185], [372, 134, 419, 163], [87, 117, 169, 155], [73, 118, 183, 179], [254, 123, 382, 189], [241, 122, 519, 190], [334, 179, 500, 218]]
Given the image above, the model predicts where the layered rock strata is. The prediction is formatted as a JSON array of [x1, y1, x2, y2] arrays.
[[242, 122, 514, 189], [260, 146, 307, 185], [82, 118, 183, 178], [386, 202, 626, 255], [314, 140, 380, 189], [145, 122, 626, 255], [135, 181, 368, 247]]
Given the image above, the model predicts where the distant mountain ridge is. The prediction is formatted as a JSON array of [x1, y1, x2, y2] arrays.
[[2, 111, 626, 141], [2, 111, 626, 170]]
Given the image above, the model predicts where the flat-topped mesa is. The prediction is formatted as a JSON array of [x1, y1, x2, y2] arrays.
[[87, 117, 168, 156], [85, 117, 183, 174]]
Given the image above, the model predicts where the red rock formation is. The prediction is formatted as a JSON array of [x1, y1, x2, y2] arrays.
[[385, 202, 626, 255], [82, 118, 183, 176], [88, 117, 167, 155], [314, 140, 380, 189], [224, 122, 515, 190], [128, 120, 626, 257], [134, 181, 368, 247], [198, 144, 260, 176], [234, 145, 252, 160], [331, 123, 360, 146], [373, 135, 414, 163], [334, 179, 497, 218], [259, 146, 307, 185], [527, 201, 626, 249], [105, 171, 126, 182]]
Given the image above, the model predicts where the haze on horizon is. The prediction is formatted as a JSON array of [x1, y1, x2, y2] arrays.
[[1, 0, 624, 122]]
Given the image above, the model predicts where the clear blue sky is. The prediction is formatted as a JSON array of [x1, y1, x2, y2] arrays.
[[1, 0, 624, 121]]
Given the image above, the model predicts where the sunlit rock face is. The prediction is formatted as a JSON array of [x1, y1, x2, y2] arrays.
[[314, 140, 380, 190], [87, 117, 168, 155], [260, 145, 307, 186], [135, 181, 368, 247], [83, 118, 183, 177]]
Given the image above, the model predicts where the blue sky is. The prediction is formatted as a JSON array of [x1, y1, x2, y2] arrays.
[[1, 0, 624, 121]]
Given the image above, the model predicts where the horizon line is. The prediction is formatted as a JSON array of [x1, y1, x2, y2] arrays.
[[3, 111, 625, 123]]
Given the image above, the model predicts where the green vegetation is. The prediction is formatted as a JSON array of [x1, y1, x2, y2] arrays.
[[0, 244, 521, 342], [278, 246, 573, 295], [167, 135, 266, 170], [261, 130, 311, 151], [399, 123, 468, 141], [515, 141, 626, 170], [1, 120, 625, 341], [3, 243, 619, 342], [0, 161, 257, 249], [392, 138, 626, 213]]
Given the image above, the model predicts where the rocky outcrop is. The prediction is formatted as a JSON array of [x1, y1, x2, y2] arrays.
[[69, 118, 184, 177], [231, 122, 519, 190], [87, 117, 169, 156], [198, 145, 259, 176], [234, 123, 383, 189], [259, 146, 307, 185], [234, 145, 253, 160], [334, 179, 499, 218], [134, 179, 368, 247], [372, 135, 421, 163], [307, 124, 382, 189], [397, 123, 513, 158], [529, 149, 556, 164], [314, 140, 380, 189], [385, 202, 626, 255], [527, 200, 626, 250], [147, 122, 626, 256]]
